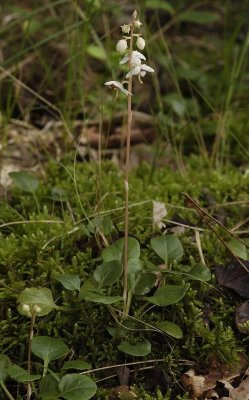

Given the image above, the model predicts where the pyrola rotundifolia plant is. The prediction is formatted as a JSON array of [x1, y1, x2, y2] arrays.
[[105, 11, 154, 315]]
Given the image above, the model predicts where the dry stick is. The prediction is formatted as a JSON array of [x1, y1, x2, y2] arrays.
[[123, 17, 135, 309], [182, 193, 249, 273], [182, 193, 249, 250], [195, 230, 206, 265]]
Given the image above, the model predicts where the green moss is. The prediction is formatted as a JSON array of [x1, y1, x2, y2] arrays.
[[0, 156, 248, 399]]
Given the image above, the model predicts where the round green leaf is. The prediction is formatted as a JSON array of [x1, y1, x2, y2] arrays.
[[0, 354, 11, 383], [31, 336, 69, 366], [62, 360, 92, 371], [57, 274, 81, 291], [9, 171, 39, 193], [59, 374, 97, 400], [151, 235, 184, 264], [17, 287, 58, 317], [144, 285, 186, 306], [94, 260, 123, 287], [157, 321, 183, 339], [118, 340, 151, 357], [39, 374, 60, 399], [7, 365, 41, 382]]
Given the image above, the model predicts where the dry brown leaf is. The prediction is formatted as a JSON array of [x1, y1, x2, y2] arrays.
[[181, 354, 249, 399], [230, 376, 249, 400]]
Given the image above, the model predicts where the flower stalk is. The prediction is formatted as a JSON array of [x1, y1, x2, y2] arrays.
[[105, 10, 154, 315]]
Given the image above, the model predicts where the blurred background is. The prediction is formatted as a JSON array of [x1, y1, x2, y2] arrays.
[[0, 0, 249, 169]]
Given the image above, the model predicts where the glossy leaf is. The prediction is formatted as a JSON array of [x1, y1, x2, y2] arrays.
[[94, 260, 123, 287], [57, 274, 81, 292], [118, 340, 151, 357], [151, 235, 184, 264], [9, 171, 39, 193], [157, 321, 183, 339], [17, 287, 58, 317], [144, 285, 186, 306], [58, 373, 97, 400], [7, 365, 41, 382]]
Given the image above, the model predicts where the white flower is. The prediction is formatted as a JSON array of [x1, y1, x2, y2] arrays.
[[136, 37, 145, 50], [134, 19, 142, 28], [120, 51, 146, 65], [116, 39, 128, 53], [121, 24, 130, 34], [105, 81, 132, 96], [126, 63, 154, 79]]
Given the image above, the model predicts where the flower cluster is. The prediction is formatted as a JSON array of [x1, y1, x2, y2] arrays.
[[105, 11, 154, 96]]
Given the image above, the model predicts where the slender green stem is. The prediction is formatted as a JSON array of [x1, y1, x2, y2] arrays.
[[123, 18, 135, 312], [27, 313, 36, 400], [1, 383, 15, 400]]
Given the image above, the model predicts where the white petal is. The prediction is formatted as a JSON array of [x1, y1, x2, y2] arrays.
[[120, 54, 129, 64], [140, 71, 146, 77], [105, 80, 123, 89], [125, 65, 141, 78], [131, 55, 142, 67], [141, 64, 154, 73], [133, 50, 146, 60], [104, 80, 132, 95]]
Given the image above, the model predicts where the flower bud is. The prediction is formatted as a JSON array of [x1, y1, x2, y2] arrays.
[[134, 19, 142, 28], [33, 304, 42, 314], [136, 37, 145, 50], [121, 24, 130, 34], [116, 39, 128, 54], [22, 304, 30, 313]]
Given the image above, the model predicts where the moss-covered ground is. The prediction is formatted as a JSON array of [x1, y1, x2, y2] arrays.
[[1, 154, 248, 398]]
